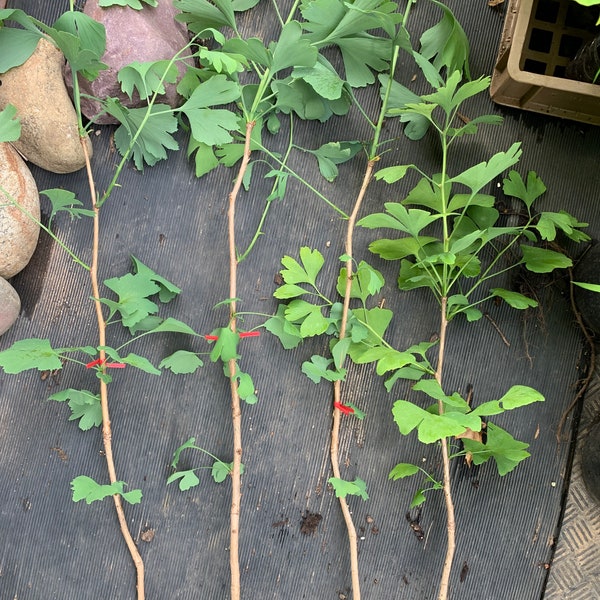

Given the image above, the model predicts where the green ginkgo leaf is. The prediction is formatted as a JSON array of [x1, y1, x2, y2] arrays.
[[167, 470, 200, 491], [389, 463, 420, 480], [0, 104, 21, 142], [71, 476, 142, 505], [328, 477, 368, 500], [0, 339, 63, 374], [520, 245, 572, 273], [49, 389, 102, 431], [159, 351, 204, 374]]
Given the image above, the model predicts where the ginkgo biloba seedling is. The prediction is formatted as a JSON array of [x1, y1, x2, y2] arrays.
[[269, 57, 590, 600], [0, 6, 208, 596], [111, 2, 474, 598], [2, 2, 575, 600], [4, 2, 361, 597], [356, 70, 590, 600], [264, 2, 472, 597], [0, 254, 201, 476]]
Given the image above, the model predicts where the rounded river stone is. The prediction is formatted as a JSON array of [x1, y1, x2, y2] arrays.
[[0, 37, 93, 174], [0, 142, 41, 278], [0, 277, 20, 337]]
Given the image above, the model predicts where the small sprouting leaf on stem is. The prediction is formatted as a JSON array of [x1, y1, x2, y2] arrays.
[[170, 436, 198, 469], [388, 462, 420, 480], [208, 326, 239, 362], [336, 261, 384, 303], [328, 477, 369, 501], [212, 460, 245, 483], [169, 435, 244, 489], [41, 189, 95, 226], [345, 402, 365, 419], [226, 364, 257, 404], [71, 475, 142, 505], [410, 489, 427, 508], [333, 401, 355, 415], [304, 141, 363, 182], [167, 469, 201, 491]]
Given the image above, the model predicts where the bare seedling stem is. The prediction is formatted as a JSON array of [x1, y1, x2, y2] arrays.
[[81, 139, 145, 600], [331, 158, 377, 600], [435, 296, 456, 600], [227, 120, 256, 600]]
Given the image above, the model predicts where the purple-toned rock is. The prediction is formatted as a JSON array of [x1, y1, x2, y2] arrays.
[[0, 277, 20, 337], [0, 142, 40, 279], [0, 38, 93, 174], [66, 0, 193, 124]]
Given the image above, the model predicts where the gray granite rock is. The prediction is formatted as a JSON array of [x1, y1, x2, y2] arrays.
[[0, 37, 93, 174], [0, 142, 40, 279]]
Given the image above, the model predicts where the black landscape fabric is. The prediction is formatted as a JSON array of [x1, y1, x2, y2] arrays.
[[1, 1, 598, 599]]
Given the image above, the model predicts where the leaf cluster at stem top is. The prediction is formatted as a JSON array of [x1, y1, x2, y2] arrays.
[[359, 72, 590, 321], [1, 0, 475, 184]]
